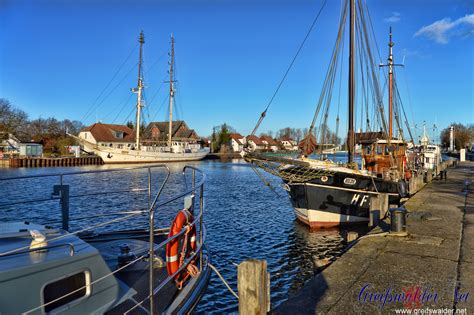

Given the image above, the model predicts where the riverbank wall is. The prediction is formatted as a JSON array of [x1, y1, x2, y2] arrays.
[[273, 161, 473, 314], [8, 156, 104, 168]]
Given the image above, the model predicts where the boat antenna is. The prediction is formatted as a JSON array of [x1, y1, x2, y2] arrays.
[[348, 0, 355, 163], [167, 34, 176, 148], [134, 30, 145, 150]]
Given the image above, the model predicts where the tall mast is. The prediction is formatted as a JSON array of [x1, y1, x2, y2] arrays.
[[348, 0, 356, 163], [135, 31, 145, 149], [388, 27, 394, 140], [168, 34, 175, 149]]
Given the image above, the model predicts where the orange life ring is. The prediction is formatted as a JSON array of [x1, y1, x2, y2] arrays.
[[166, 209, 197, 281]]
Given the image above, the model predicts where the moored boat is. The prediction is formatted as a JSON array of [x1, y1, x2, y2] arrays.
[[0, 165, 210, 314], [244, 0, 415, 228], [70, 32, 209, 163]]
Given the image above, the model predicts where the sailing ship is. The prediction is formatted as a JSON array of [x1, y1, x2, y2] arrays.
[[244, 0, 413, 228], [71, 32, 209, 163]]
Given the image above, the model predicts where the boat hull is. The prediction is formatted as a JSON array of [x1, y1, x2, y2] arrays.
[[84, 144, 209, 163], [285, 172, 402, 228]]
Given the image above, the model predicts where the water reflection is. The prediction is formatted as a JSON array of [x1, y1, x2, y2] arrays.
[[0, 159, 365, 313]]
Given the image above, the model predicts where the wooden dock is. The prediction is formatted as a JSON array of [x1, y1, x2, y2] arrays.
[[9, 156, 104, 168]]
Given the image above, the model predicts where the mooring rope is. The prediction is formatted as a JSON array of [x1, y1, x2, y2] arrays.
[[209, 263, 239, 300]]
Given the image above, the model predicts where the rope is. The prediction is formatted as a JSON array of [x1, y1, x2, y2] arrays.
[[81, 43, 139, 122], [209, 263, 239, 300], [250, 165, 281, 197], [246, 154, 337, 183], [250, 0, 328, 136]]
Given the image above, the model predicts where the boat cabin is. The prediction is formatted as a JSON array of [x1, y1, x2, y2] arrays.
[[357, 132, 407, 179]]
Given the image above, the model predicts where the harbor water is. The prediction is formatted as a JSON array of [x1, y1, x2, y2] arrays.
[[0, 157, 364, 313]]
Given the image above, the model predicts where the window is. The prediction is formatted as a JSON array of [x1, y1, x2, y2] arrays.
[[365, 145, 372, 155], [109, 143, 113, 147], [376, 145, 383, 155], [84, 133, 87, 139], [117, 144, 123, 149], [43, 272, 90, 312], [384, 145, 390, 155]]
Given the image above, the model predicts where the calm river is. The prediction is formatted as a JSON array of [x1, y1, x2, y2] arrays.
[[0, 158, 364, 313]]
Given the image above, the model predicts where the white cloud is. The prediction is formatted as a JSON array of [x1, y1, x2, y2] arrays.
[[384, 12, 401, 23], [414, 14, 474, 44]]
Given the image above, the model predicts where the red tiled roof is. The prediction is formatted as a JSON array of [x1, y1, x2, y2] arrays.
[[246, 135, 264, 145], [279, 136, 294, 142], [229, 133, 244, 145], [260, 135, 278, 146], [81, 123, 135, 142]]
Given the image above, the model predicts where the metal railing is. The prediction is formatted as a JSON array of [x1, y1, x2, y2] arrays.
[[0, 165, 207, 315]]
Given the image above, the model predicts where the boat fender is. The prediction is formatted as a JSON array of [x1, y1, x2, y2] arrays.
[[166, 209, 198, 288]]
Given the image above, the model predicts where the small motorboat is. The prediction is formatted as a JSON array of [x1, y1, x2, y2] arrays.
[[0, 165, 210, 314]]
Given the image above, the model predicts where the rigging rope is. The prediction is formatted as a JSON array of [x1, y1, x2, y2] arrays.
[[81, 44, 138, 123], [106, 93, 134, 123], [306, 0, 348, 155], [250, 0, 328, 136], [85, 62, 139, 123]]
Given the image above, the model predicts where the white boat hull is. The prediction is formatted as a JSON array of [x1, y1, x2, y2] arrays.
[[294, 207, 369, 228], [95, 148, 209, 163], [79, 140, 209, 163]]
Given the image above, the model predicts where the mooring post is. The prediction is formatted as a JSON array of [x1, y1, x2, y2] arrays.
[[238, 259, 270, 315]]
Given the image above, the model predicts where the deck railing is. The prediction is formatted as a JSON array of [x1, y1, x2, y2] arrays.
[[0, 165, 207, 315]]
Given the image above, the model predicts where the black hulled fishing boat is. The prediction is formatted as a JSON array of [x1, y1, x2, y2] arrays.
[[245, 0, 414, 228]]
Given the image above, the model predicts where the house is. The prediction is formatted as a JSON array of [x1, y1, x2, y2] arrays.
[[18, 143, 43, 157], [0, 132, 20, 154], [143, 121, 199, 144], [229, 133, 245, 152], [79, 123, 136, 150], [260, 135, 279, 152], [245, 135, 265, 151], [279, 136, 298, 151], [1, 132, 43, 157]]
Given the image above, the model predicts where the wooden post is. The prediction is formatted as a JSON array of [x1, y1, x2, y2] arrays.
[[237, 259, 270, 315], [369, 193, 389, 227]]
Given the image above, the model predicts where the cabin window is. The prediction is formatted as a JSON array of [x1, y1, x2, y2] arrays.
[[376, 145, 383, 155], [384, 145, 390, 155], [365, 145, 372, 154], [43, 271, 90, 312]]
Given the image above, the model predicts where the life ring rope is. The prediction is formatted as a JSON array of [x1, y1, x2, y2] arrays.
[[165, 209, 199, 289]]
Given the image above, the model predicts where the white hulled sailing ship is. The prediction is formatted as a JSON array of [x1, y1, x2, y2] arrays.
[[71, 32, 209, 163]]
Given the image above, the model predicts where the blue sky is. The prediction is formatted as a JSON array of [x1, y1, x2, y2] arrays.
[[0, 0, 473, 141]]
